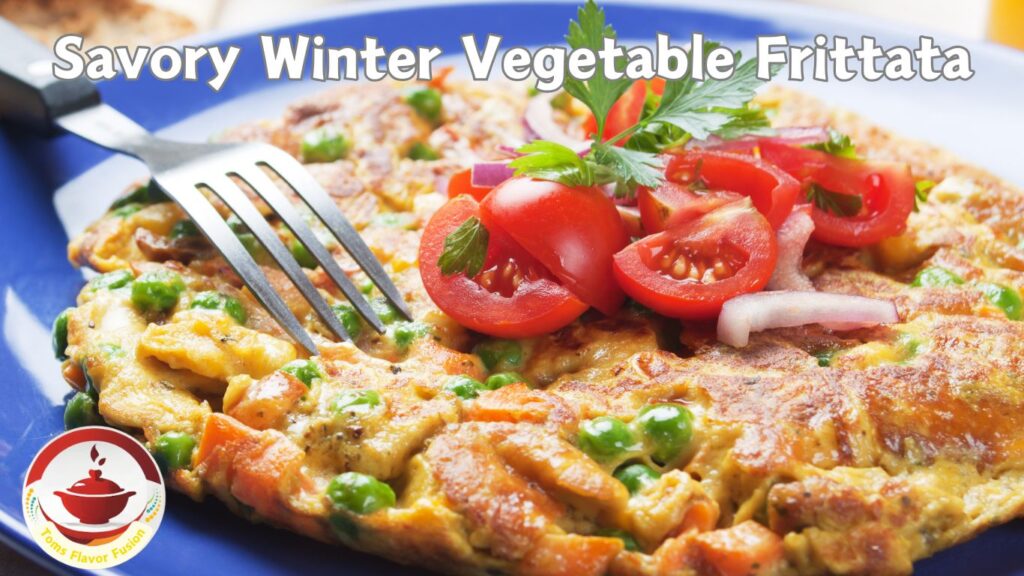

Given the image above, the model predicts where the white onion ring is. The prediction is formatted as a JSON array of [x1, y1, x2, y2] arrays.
[[717, 291, 899, 348], [523, 93, 591, 152], [766, 208, 815, 291]]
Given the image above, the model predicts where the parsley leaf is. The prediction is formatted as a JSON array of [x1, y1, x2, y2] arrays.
[[914, 179, 936, 211], [509, 141, 594, 186], [438, 217, 489, 277], [711, 106, 774, 140], [805, 128, 858, 158], [591, 143, 664, 189], [647, 52, 775, 140], [806, 183, 862, 217], [563, 0, 633, 138]]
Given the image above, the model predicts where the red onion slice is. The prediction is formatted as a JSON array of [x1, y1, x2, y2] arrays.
[[471, 162, 515, 187], [523, 93, 590, 152], [717, 291, 899, 348], [766, 207, 815, 291]]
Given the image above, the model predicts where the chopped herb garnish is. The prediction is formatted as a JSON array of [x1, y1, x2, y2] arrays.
[[806, 183, 862, 217], [437, 216, 489, 277], [805, 128, 858, 159], [914, 180, 936, 211]]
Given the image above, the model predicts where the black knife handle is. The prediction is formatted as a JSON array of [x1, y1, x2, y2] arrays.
[[0, 18, 99, 133]]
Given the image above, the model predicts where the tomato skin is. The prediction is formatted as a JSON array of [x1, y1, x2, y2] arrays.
[[638, 182, 740, 234], [583, 80, 647, 146], [757, 141, 915, 247], [482, 178, 629, 316], [448, 169, 493, 202], [613, 200, 777, 319], [663, 151, 800, 229], [419, 196, 588, 338]]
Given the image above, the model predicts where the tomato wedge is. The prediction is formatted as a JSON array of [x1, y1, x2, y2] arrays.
[[448, 168, 493, 202], [613, 199, 777, 319], [582, 80, 647, 146], [662, 151, 800, 229], [757, 141, 915, 247], [638, 182, 739, 234], [481, 178, 629, 316], [419, 196, 588, 338]]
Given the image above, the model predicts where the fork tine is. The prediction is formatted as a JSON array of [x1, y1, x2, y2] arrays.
[[203, 173, 355, 344], [233, 165, 386, 333], [152, 174, 320, 355], [257, 147, 412, 320]]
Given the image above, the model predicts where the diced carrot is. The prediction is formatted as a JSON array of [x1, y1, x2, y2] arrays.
[[692, 521, 784, 576], [413, 338, 487, 381], [679, 498, 720, 534], [429, 65, 454, 90], [226, 372, 308, 430], [518, 534, 624, 576], [464, 383, 576, 428], [194, 413, 256, 466]]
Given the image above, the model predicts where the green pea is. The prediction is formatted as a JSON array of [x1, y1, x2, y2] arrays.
[[911, 267, 964, 288], [89, 270, 134, 291], [359, 279, 375, 295], [444, 375, 485, 400], [332, 303, 362, 339], [236, 232, 263, 257], [52, 308, 71, 361], [404, 87, 442, 124], [131, 270, 186, 313], [81, 362, 98, 401], [371, 213, 417, 230], [64, 392, 103, 430], [301, 126, 350, 163], [112, 203, 142, 218], [814, 349, 836, 367], [595, 529, 639, 552], [280, 359, 322, 387], [153, 432, 196, 471], [327, 472, 395, 515], [549, 91, 572, 111], [473, 340, 523, 372], [407, 142, 439, 161], [369, 297, 401, 325], [190, 291, 247, 324], [613, 463, 660, 495], [578, 416, 637, 462], [484, 372, 525, 390], [169, 219, 200, 239], [392, 322, 429, 349], [333, 389, 382, 415], [978, 282, 1022, 320], [635, 404, 694, 465], [290, 240, 318, 269]]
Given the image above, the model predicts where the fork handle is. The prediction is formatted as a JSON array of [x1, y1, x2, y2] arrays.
[[0, 18, 99, 133]]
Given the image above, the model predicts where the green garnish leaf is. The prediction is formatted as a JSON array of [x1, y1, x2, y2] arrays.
[[510, 140, 593, 186], [806, 183, 862, 217], [437, 217, 489, 277], [562, 0, 634, 138], [914, 180, 936, 212], [591, 143, 663, 189], [805, 128, 858, 159]]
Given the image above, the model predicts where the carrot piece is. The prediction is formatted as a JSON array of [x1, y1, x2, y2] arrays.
[[194, 413, 255, 465], [464, 383, 576, 428], [518, 534, 623, 576], [680, 498, 720, 534], [226, 371, 308, 430], [692, 521, 784, 576], [413, 338, 487, 381], [429, 65, 454, 90]]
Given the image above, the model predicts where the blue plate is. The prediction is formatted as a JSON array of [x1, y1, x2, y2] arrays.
[[1, 1, 1023, 574]]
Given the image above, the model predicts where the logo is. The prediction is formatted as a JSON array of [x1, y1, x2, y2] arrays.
[[22, 426, 165, 569]]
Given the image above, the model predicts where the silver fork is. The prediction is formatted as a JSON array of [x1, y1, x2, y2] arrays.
[[0, 19, 410, 355]]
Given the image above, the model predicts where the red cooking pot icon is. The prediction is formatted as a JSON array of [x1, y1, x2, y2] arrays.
[[53, 447, 136, 525]]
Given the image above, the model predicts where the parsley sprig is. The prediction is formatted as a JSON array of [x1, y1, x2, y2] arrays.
[[511, 0, 777, 196], [437, 216, 489, 277]]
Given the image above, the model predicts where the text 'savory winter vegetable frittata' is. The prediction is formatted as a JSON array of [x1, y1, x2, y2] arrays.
[[52, 4, 1024, 575]]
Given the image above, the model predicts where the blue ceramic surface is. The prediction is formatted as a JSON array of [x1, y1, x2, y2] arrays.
[[1, 1, 1022, 573]]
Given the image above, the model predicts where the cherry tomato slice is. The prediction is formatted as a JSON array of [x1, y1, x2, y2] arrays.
[[638, 182, 740, 234], [448, 169, 493, 202], [583, 80, 647, 146], [663, 151, 800, 229], [419, 196, 588, 338], [613, 199, 777, 320], [482, 178, 629, 316], [757, 141, 915, 247]]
